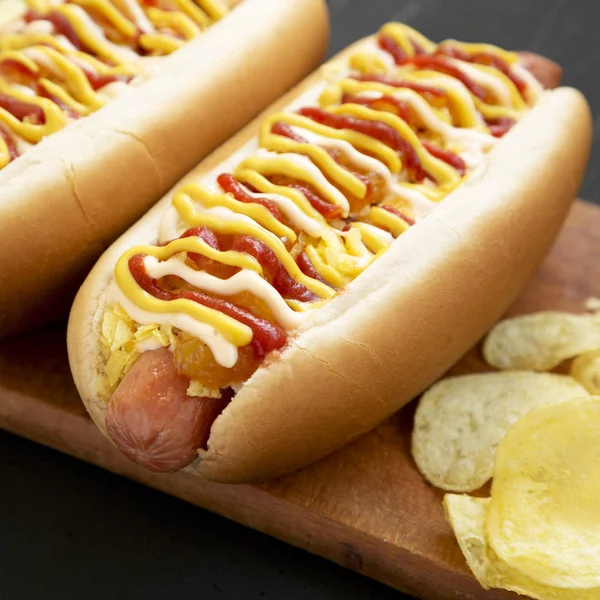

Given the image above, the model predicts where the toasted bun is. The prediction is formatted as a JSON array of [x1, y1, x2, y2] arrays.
[[0, 0, 329, 336], [68, 42, 592, 482]]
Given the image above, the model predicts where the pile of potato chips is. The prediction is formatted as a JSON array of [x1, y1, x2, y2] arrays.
[[411, 300, 600, 598]]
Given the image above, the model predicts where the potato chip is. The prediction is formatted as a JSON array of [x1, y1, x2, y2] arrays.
[[483, 311, 600, 371], [571, 350, 600, 394], [412, 373, 588, 492], [487, 398, 600, 589], [444, 494, 600, 600]]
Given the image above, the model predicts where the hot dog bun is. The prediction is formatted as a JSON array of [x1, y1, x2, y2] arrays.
[[0, 0, 328, 336], [68, 30, 592, 483]]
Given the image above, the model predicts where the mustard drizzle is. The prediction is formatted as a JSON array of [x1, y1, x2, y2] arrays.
[[113, 21, 538, 364]]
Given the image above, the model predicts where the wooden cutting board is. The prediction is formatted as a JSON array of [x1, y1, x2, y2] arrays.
[[0, 200, 597, 600]]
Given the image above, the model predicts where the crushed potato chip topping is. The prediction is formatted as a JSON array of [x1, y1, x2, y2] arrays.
[[100, 305, 223, 400], [187, 380, 222, 399], [412, 373, 589, 492], [99, 305, 176, 395]]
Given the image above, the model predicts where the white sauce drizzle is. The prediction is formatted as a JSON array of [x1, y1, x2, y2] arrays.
[[289, 124, 395, 177], [251, 149, 351, 215], [109, 283, 239, 368], [68, 4, 139, 62], [143, 256, 306, 330], [117, 0, 155, 34], [513, 63, 543, 103], [412, 73, 487, 127], [283, 124, 436, 219], [448, 59, 513, 106], [390, 183, 437, 219], [242, 186, 329, 239], [199, 203, 263, 226], [20, 19, 56, 35], [357, 37, 397, 70], [357, 88, 496, 151], [22, 47, 58, 73], [10, 83, 36, 96]]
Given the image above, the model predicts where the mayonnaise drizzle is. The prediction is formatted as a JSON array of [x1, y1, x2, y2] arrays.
[[22, 47, 58, 71], [281, 124, 436, 218], [20, 19, 56, 35], [356, 37, 397, 70], [352, 88, 496, 150], [513, 63, 544, 103], [243, 187, 329, 239], [117, 0, 155, 34], [143, 256, 306, 330], [447, 59, 514, 106], [414, 73, 487, 125], [109, 283, 239, 368], [250, 149, 352, 215], [10, 83, 36, 96], [390, 183, 436, 219], [66, 4, 140, 63], [289, 124, 395, 177]]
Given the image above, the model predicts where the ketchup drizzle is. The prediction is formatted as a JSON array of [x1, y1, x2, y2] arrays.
[[25, 11, 90, 53], [353, 74, 447, 99], [217, 173, 283, 221], [296, 251, 327, 284], [129, 253, 287, 360], [230, 235, 319, 303], [341, 93, 412, 124], [298, 106, 428, 182], [380, 205, 415, 226], [0, 94, 45, 123], [421, 141, 466, 176], [436, 45, 527, 97], [0, 126, 19, 162]]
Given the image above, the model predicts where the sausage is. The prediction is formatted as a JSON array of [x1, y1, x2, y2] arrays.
[[518, 51, 562, 90], [105, 347, 229, 472]]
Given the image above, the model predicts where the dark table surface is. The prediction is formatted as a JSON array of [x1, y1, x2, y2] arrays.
[[1, 1, 599, 599]]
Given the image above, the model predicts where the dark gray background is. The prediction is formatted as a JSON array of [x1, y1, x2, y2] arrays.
[[1, 1, 598, 599]]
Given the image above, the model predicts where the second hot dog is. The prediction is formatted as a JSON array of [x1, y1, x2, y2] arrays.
[[0, 0, 329, 336]]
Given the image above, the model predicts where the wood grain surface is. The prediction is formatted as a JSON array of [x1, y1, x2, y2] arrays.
[[0, 200, 598, 600]]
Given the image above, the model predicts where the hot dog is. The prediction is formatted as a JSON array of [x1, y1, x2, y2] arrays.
[[68, 22, 592, 482], [0, 0, 328, 336]]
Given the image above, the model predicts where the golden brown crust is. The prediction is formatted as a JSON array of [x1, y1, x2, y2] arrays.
[[68, 49, 592, 482], [0, 0, 329, 336]]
